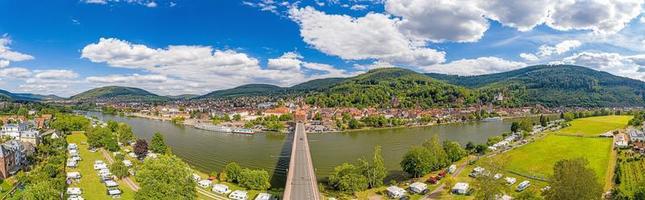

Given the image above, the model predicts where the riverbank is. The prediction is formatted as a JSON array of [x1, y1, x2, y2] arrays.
[[122, 110, 556, 135], [84, 111, 534, 191]]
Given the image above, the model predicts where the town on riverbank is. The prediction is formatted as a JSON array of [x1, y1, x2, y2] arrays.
[[0, 100, 643, 200]]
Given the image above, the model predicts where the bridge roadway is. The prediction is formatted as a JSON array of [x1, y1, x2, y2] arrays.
[[283, 123, 320, 200]]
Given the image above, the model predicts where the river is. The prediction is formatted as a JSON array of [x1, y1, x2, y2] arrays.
[[86, 112, 525, 187]]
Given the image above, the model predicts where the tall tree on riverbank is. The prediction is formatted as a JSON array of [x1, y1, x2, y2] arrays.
[[545, 158, 602, 200], [133, 139, 148, 160], [401, 146, 433, 177], [360, 145, 387, 188], [135, 155, 196, 200], [328, 163, 368, 193], [238, 169, 271, 190], [117, 123, 135, 144], [222, 162, 242, 183], [150, 132, 167, 154], [422, 135, 450, 169], [443, 141, 467, 162]]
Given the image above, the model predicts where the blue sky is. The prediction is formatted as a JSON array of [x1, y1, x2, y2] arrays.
[[0, 0, 644, 96]]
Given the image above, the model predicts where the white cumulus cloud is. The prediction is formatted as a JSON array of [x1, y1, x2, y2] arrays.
[[422, 57, 526, 76], [81, 38, 353, 94], [288, 6, 445, 67]]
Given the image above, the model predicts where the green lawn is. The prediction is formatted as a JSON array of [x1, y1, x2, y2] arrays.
[[66, 132, 136, 200], [500, 116, 629, 182], [502, 135, 612, 182], [557, 115, 631, 136]]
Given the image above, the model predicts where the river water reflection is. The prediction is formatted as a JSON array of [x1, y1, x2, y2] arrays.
[[87, 112, 519, 187]]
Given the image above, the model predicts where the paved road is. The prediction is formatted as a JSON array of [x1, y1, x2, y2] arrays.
[[283, 123, 320, 200]]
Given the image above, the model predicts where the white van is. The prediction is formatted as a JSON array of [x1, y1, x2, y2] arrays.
[[516, 181, 531, 192]]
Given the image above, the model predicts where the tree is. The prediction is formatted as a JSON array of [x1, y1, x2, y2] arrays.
[[360, 146, 387, 188], [465, 141, 475, 152], [232, 114, 242, 121], [107, 120, 119, 132], [103, 133, 119, 152], [545, 158, 602, 200], [422, 135, 450, 170], [150, 132, 167, 154], [511, 122, 520, 133], [400, 146, 433, 177], [135, 155, 196, 200], [519, 119, 534, 132], [117, 123, 135, 144], [133, 139, 148, 160], [562, 112, 575, 122], [238, 169, 271, 190], [223, 162, 242, 183], [443, 141, 467, 162], [348, 118, 360, 129], [328, 163, 368, 193], [539, 115, 548, 127], [9, 181, 59, 200], [111, 160, 129, 178], [474, 175, 508, 200]]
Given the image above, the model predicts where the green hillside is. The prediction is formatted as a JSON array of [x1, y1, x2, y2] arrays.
[[70, 86, 169, 102], [305, 68, 477, 108], [197, 84, 285, 99], [427, 65, 645, 107], [290, 77, 346, 91]]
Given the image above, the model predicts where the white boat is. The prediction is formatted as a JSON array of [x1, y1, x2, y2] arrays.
[[232, 128, 255, 134], [482, 117, 502, 122], [195, 124, 233, 133]]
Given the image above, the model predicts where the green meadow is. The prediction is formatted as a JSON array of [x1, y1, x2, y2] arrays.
[[556, 115, 631, 136], [501, 115, 630, 182]]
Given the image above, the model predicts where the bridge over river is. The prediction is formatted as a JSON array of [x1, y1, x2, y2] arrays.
[[283, 123, 320, 200]]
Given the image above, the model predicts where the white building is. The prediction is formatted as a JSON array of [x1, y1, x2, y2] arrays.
[[616, 134, 629, 148]]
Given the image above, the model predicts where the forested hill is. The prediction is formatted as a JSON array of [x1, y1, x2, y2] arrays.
[[64, 65, 645, 107], [427, 65, 645, 107], [0, 89, 62, 102], [197, 84, 286, 99], [304, 68, 477, 108], [195, 78, 346, 99], [70, 86, 169, 102]]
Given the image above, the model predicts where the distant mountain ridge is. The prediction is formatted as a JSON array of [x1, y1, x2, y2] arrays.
[[0, 89, 63, 102], [8, 65, 644, 108], [195, 78, 347, 99], [426, 65, 645, 107], [70, 86, 169, 102]]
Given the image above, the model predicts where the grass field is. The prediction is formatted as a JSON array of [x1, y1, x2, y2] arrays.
[[502, 135, 613, 181], [501, 116, 629, 182], [66, 132, 136, 200], [557, 115, 631, 136]]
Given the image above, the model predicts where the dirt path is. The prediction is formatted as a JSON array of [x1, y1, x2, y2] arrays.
[[196, 187, 227, 200], [100, 149, 140, 191]]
